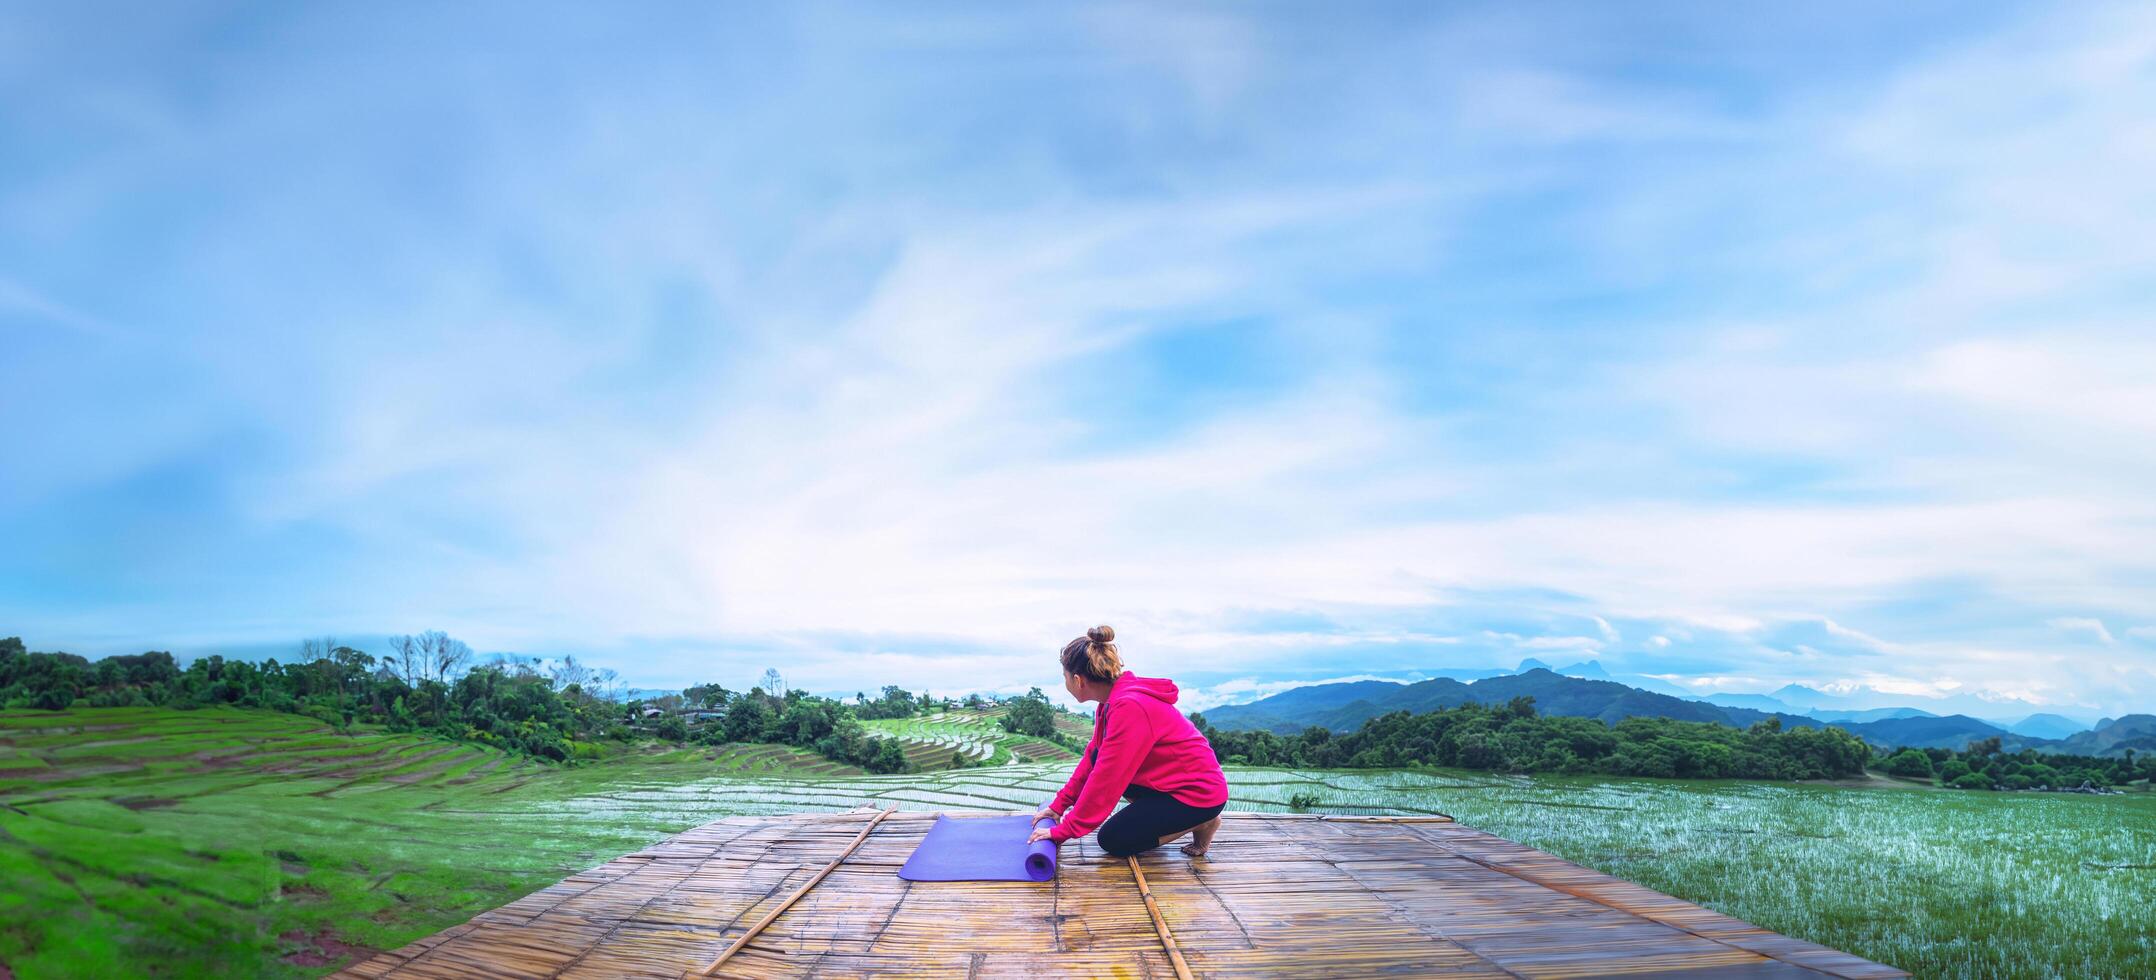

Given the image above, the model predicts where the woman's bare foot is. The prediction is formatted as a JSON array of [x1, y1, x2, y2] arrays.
[[1179, 815, 1222, 857]]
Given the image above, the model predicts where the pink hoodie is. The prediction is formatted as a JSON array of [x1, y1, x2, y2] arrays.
[[1048, 671, 1229, 843]]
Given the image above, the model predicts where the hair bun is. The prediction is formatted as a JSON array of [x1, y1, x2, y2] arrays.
[[1087, 625, 1115, 644]]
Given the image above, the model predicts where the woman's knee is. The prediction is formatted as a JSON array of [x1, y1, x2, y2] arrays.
[[1096, 822, 1156, 857]]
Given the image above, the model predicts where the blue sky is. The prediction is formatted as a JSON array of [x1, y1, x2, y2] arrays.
[[4, 2, 2154, 715]]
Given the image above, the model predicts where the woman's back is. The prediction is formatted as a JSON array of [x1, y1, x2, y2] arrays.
[[1090, 672, 1228, 807]]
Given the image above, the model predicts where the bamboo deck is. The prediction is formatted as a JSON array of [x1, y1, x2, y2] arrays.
[[333, 809, 1907, 979]]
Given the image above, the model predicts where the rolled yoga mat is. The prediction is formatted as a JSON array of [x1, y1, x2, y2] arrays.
[[896, 813, 1059, 882]]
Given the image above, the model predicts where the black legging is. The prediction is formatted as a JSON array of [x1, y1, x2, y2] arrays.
[[1096, 784, 1225, 857]]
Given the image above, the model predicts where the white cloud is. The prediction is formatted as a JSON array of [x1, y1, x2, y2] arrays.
[[1849, 673, 1967, 700], [2047, 617, 2117, 645], [1819, 619, 1898, 653], [1080, 3, 1262, 117], [1916, 338, 2156, 439], [1477, 631, 1601, 654], [0, 276, 119, 337], [1642, 674, 1765, 694]]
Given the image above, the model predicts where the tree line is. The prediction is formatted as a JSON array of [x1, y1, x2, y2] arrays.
[[19, 634, 2137, 789], [1879, 737, 2150, 791], [1195, 697, 2155, 787], [642, 678, 914, 773], [0, 635, 925, 772], [1195, 698, 1875, 780]]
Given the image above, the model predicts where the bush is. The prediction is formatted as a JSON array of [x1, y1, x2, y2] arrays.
[[1884, 748, 1935, 779], [1950, 772, 1994, 791], [1288, 791, 1320, 810], [865, 738, 909, 774], [999, 688, 1058, 738]]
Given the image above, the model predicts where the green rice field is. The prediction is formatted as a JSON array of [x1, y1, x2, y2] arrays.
[[861, 708, 1083, 768], [3, 707, 2151, 978]]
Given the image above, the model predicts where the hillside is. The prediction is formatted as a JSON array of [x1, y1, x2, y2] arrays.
[[1824, 714, 2017, 750], [2051, 714, 2156, 756]]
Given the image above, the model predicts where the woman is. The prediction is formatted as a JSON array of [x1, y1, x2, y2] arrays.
[[1026, 625, 1229, 857]]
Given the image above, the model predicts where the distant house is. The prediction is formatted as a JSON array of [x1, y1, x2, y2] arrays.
[[638, 707, 665, 719], [684, 709, 726, 722]]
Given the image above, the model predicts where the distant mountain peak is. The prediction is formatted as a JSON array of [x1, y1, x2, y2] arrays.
[[2007, 712, 2089, 739], [1516, 658, 1554, 673], [1556, 660, 1611, 680]]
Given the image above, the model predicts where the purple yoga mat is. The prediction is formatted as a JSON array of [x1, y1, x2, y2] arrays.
[[896, 814, 1060, 882]]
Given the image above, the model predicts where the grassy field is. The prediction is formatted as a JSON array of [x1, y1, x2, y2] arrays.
[[1250, 769, 2156, 978], [4, 707, 2152, 978]]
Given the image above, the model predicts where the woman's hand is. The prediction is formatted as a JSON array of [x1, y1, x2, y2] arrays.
[[1029, 803, 1061, 844]]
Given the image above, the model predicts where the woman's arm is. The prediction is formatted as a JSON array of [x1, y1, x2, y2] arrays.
[[1048, 726, 1102, 816], [1048, 703, 1154, 843]]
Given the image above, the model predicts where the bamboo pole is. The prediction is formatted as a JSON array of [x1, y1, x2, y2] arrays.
[[687, 806, 897, 979], [1127, 856, 1196, 980]]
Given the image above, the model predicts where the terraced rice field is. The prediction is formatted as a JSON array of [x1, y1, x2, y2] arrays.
[[861, 709, 1079, 769], [0, 707, 856, 977], [924, 706, 1092, 736], [6, 707, 2152, 978]]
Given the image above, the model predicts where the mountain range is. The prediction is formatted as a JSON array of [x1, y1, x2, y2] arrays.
[[1439, 658, 2108, 730], [1197, 663, 2156, 758]]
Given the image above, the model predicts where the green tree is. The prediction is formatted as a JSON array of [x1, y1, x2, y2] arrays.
[[724, 696, 772, 742], [867, 738, 909, 774], [1884, 749, 1935, 779], [999, 687, 1058, 738]]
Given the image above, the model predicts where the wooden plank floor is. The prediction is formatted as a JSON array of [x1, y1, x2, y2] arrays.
[[333, 810, 1907, 979]]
